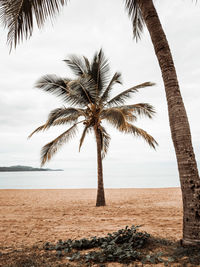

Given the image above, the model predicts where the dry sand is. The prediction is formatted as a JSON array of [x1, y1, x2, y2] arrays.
[[0, 188, 182, 253]]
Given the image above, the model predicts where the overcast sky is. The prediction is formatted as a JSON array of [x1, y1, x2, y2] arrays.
[[0, 0, 200, 187]]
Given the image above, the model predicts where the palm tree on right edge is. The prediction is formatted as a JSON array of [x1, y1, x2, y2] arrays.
[[125, 0, 200, 246]]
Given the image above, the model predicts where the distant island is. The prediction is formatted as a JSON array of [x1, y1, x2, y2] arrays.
[[0, 165, 63, 172]]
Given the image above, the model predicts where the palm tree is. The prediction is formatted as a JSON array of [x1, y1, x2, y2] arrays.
[[29, 50, 157, 206], [124, 1, 200, 246], [0, 0, 199, 245]]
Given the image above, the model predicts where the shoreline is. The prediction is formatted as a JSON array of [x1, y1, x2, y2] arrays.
[[0, 186, 180, 190]]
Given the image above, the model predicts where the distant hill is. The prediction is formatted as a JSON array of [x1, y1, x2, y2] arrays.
[[0, 165, 63, 172]]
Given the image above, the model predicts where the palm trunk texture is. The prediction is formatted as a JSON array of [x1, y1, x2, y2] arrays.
[[95, 127, 106, 207], [139, 0, 200, 245]]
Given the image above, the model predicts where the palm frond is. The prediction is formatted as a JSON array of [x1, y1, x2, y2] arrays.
[[28, 124, 46, 139], [91, 49, 110, 94], [117, 108, 137, 122], [117, 103, 155, 118], [100, 72, 122, 104], [28, 113, 85, 139], [106, 82, 155, 107], [41, 123, 77, 166], [64, 55, 88, 76], [98, 126, 110, 158], [125, 122, 158, 149], [47, 107, 85, 126], [101, 108, 127, 131], [0, 0, 68, 49], [83, 56, 91, 73], [35, 74, 69, 101], [79, 125, 90, 151], [50, 116, 84, 127], [69, 77, 97, 105], [124, 0, 145, 41]]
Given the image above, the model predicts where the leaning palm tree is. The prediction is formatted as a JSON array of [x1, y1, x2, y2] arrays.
[[1, 0, 198, 245], [29, 50, 157, 206], [125, 1, 200, 246]]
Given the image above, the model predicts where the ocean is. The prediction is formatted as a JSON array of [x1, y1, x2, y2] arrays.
[[0, 168, 180, 189]]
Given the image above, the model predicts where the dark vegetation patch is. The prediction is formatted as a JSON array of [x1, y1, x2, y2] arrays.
[[1, 225, 200, 266], [172, 245, 200, 266]]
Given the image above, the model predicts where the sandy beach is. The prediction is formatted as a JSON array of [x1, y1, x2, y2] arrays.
[[0, 188, 182, 253]]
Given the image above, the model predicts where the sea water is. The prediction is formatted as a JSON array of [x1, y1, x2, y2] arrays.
[[0, 164, 180, 189]]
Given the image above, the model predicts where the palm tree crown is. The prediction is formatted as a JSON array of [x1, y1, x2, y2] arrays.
[[29, 49, 157, 166]]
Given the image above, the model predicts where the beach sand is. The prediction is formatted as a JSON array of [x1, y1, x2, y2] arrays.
[[0, 188, 182, 252]]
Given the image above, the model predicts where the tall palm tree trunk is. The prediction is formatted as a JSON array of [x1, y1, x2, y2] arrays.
[[94, 127, 106, 207], [139, 0, 200, 245]]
